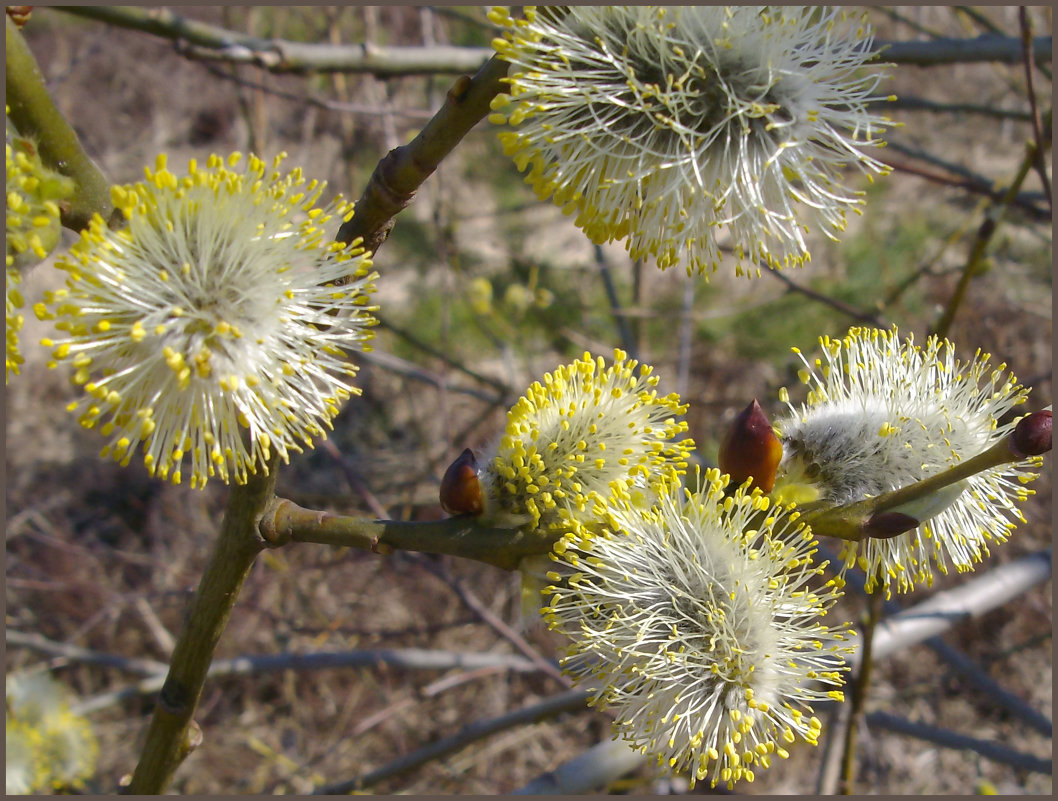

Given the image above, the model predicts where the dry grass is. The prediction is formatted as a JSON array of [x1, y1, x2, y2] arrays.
[[6, 6, 1052, 795]]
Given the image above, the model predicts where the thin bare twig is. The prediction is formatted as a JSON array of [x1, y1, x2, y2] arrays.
[[593, 245, 637, 359], [313, 688, 589, 793], [50, 5, 494, 76], [512, 738, 649, 794], [411, 556, 571, 687], [883, 140, 1048, 220], [357, 347, 505, 404], [46, 7, 1056, 70], [878, 94, 1032, 121], [762, 265, 889, 328], [931, 140, 1038, 338], [874, 34, 1052, 65], [953, 6, 1005, 37], [72, 648, 548, 716], [818, 545, 1052, 738], [838, 589, 884, 794], [1018, 8, 1053, 211], [6, 629, 168, 676], [875, 7, 949, 40], [865, 711, 1051, 774]]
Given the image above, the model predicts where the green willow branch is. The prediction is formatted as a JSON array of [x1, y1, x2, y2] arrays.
[[334, 54, 511, 256], [260, 497, 553, 572], [931, 140, 1038, 339], [5, 16, 115, 231], [798, 411, 1051, 542], [127, 463, 279, 794]]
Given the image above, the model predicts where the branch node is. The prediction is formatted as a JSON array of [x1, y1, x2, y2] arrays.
[[370, 537, 394, 556], [447, 74, 473, 103]]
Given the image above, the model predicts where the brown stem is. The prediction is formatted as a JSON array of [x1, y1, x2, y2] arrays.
[[838, 590, 885, 794], [126, 465, 279, 793], [931, 140, 1037, 339], [1018, 7, 1052, 210]]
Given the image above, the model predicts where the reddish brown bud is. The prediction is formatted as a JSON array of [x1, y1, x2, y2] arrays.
[[1010, 410, 1052, 458], [440, 448, 484, 516], [6, 7, 33, 28], [865, 511, 920, 539], [718, 399, 783, 492]]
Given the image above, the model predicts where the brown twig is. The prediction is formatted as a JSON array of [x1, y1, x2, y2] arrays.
[[413, 557, 570, 686], [1018, 7, 1052, 211], [837, 589, 884, 794], [76, 647, 547, 716], [762, 265, 889, 328], [931, 141, 1037, 339], [50, 5, 493, 76], [313, 688, 589, 793], [881, 141, 1048, 220]]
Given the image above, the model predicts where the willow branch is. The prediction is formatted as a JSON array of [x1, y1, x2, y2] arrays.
[[1019, 8, 1052, 211], [335, 54, 511, 255], [883, 140, 1048, 220], [817, 543, 1053, 737], [260, 497, 554, 572], [864, 712, 1052, 774], [931, 140, 1037, 339], [874, 34, 1052, 65], [50, 5, 492, 76], [314, 688, 590, 794], [5, 16, 115, 231], [838, 590, 884, 794], [126, 465, 279, 794], [72, 648, 548, 716], [513, 739, 649, 794], [412, 557, 571, 686], [44, 7, 1056, 70], [798, 411, 1051, 542]]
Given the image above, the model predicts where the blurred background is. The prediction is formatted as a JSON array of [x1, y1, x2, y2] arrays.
[[6, 6, 1051, 794]]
